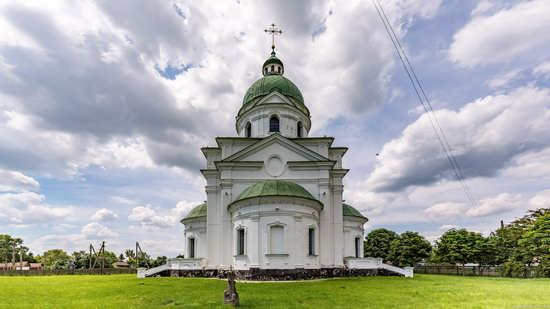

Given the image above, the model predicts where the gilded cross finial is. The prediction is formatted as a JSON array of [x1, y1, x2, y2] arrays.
[[264, 23, 282, 53]]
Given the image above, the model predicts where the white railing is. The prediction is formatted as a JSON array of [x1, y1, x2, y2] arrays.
[[137, 258, 206, 278], [345, 257, 414, 278]]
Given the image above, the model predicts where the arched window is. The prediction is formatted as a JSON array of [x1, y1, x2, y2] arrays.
[[277, 67, 281, 73], [188, 237, 196, 258], [271, 65, 274, 72], [270, 225, 285, 254], [245, 122, 251, 138], [355, 237, 361, 258], [264, 67, 268, 75], [297, 121, 303, 138], [236, 228, 245, 255], [269, 116, 279, 132], [308, 227, 315, 255]]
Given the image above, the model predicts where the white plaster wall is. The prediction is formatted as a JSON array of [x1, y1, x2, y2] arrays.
[[343, 219, 365, 258], [236, 97, 310, 139], [183, 220, 207, 259], [231, 203, 320, 269]]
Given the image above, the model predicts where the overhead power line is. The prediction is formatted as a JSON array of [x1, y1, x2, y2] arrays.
[[371, 0, 490, 226]]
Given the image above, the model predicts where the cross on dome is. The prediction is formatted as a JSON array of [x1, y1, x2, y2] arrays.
[[264, 23, 282, 53], [262, 24, 285, 76]]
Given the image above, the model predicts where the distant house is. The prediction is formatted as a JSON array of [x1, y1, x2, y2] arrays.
[[0, 261, 42, 270], [29, 263, 44, 270], [112, 261, 130, 268]]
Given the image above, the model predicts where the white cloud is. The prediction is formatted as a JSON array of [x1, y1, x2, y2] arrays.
[[449, 0, 550, 67], [0, 191, 73, 224], [0, 168, 39, 192], [528, 189, 550, 210], [425, 193, 523, 220], [466, 193, 523, 217], [128, 205, 156, 222], [504, 147, 550, 179], [344, 189, 394, 216], [366, 86, 550, 192], [128, 200, 202, 230], [91, 208, 118, 222], [533, 61, 550, 78], [438, 224, 459, 230], [425, 202, 467, 220], [486, 69, 522, 89], [172, 200, 199, 220], [81, 222, 117, 239], [109, 196, 138, 205]]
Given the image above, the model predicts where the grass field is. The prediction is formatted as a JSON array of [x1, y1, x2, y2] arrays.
[[0, 274, 548, 308]]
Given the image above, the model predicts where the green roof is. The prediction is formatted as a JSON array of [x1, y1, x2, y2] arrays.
[[343, 203, 368, 221], [242, 74, 304, 106], [263, 52, 283, 67], [231, 180, 321, 206], [181, 203, 207, 222]]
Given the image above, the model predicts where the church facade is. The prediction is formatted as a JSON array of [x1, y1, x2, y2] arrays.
[[180, 47, 368, 271]]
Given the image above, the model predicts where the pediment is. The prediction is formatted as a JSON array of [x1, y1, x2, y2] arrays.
[[253, 91, 301, 110], [222, 133, 330, 163]]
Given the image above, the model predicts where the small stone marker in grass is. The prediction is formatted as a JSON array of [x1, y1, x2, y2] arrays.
[[224, 269, 239, 307]]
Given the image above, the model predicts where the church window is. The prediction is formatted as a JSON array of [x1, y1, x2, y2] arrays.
[[354, 237, 361, 258], [308, 228, 315, 255], [271, 65, 274, 72], [264, 67, 268, 75], [277, 67, 281, 73], [245, 122, 251, 138], [297, 121, 303, 138], [188, 237, 196, 258], [269, 116, 279, 132], [270, 225, 284, 254], [237, 228, 245, 255]]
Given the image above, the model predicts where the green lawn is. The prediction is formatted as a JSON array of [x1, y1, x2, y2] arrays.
[[0, 274, 548, 308]]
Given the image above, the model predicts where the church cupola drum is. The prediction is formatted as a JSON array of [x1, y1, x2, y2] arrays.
[[176, 24, 376, 279]]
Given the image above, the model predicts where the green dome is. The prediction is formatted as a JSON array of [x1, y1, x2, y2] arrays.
[[231, 180, 321, 206], [263, 52, 283, 67], [343, 203, 368, 221], [242, 74, 304, 106], [181, 203, 207, 222]]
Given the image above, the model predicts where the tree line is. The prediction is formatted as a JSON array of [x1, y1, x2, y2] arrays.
[[364, 207, 549, 277], [0, 236, 175, 270]]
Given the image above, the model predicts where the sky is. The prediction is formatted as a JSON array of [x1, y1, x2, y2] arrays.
[[1, 0, 549, 257]]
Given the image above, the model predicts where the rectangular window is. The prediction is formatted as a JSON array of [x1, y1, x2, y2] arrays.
[[270, 225, 284, 254], [308, 228, 315, 255], [188, 238, 195, 258], [237, 228, 245, 255], [355, 237, 360, 258]]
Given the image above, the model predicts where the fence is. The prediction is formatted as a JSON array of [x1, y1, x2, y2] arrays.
[[0, 268, 136, 276], [414, 265, 543, 278]]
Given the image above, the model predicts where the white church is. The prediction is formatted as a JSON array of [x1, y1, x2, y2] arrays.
[[140, 27, 412, 278]]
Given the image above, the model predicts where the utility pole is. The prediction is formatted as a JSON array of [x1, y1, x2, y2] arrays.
[[135, 242, 139, 269], [12, 243, 16, 270], [19, 249, 23, 271], [101, 241, 105, 274]]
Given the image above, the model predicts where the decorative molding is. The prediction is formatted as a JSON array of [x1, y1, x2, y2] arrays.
[[222, 133, 330, 163]]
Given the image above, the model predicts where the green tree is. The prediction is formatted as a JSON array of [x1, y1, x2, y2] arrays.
[[0, 235, 34, 267], [519, 213, 550, 276], [364, 228, 398, 262], [388, 231, 431, 267], [434, 229, 477, 266], [42, 249, 70, 270], [72, 251, 92, 269], [151, 256, 168, 267], [434, 228, 497, 274]]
